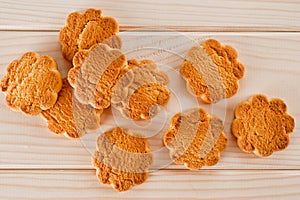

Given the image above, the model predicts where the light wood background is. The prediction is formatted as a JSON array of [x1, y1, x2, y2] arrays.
[[0, 0, 300, 199]]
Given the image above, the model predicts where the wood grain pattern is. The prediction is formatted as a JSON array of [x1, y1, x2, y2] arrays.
[[1, 1, 300, 197], [0, 0, 299, 31], [0, 31, 299, 170], [1, 170, 300, 199]]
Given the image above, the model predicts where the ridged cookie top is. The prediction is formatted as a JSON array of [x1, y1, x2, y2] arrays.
[[180, 39, 244, 103], [41, 79, 102, 139], [232, 94, 295, 157], [163, 108, 227, 170], [68, 43, 127, 110], [59, 8, 121, 61], [111, 59, 170, 120], [92, 127, 153, 192], [0, 52, 62, 116]]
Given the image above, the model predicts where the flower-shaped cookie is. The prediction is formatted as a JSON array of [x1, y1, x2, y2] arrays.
[[180, 39, 244, 103], [41, 79, 102, 139], [163, 108, 227, 170], [0, 52, 62, 115], [111, 59, 170, 120], [232, 94, 295, 157], [68, 43, 127, 110], [59, 8, 121, 61], [92, 127, 153, 192]]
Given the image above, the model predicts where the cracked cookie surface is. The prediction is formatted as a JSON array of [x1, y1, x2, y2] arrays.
[[111, 60, 170, 120], [163, 108, 227, 170], [180, 39, 244, 103], [232, 94, 295, 157], [41, 79, 102, 139], [59, 8, 121, 61], [92, 127, 153, 192], [68, 43, 127, 110], [0, 52, 62, 115]]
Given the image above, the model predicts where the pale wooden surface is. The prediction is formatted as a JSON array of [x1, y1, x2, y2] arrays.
[[1, 170, 300, 199], [0, 0, 300, 31], [0, 0, 300, 199]]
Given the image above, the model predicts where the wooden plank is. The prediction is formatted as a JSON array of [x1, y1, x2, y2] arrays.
[[0, 31, 300, 169], [0, 0, 299, 31], [0, 169, 300, 199]]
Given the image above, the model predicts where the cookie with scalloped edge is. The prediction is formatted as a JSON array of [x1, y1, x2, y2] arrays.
[[180, 39, 244, 103], [111, 59, 170, 120], [163, 108, 227, 170], [68, 43, 127, 110], [41, 79, 102, 139], [232, 94, 295, 157], [92, 127, 153, 192], [59, 8, 121, 61], [0, 52, 62, 115]]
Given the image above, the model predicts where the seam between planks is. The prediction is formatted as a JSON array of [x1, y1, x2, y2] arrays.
[[1, 168, 300, 171], [0, 26, 300, 32]]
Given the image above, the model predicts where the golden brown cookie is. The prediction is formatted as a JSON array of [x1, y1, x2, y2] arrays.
[[68, 43, 127, 110], [111, 60, 170, 120], [163, 108, 227, 170], [41, 79, 102, 139], [231, 94, 295, 157], [92, 127, 153, 192], [180, 39, 244, 103], [0, 52, 62, 116], [59, 8, 121, 61]]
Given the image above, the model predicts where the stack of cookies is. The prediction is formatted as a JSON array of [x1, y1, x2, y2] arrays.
[[0, 8, 295, 192]]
